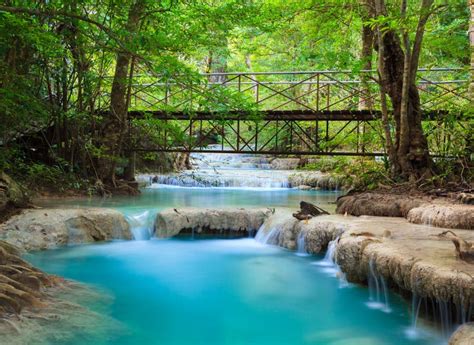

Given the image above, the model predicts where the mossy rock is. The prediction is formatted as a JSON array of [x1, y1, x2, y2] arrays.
[[0, 172, 28, 212]]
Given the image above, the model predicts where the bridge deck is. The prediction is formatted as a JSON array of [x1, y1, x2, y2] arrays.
[[128, 109, 451, 121]]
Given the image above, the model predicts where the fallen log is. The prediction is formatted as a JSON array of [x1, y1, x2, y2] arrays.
[[293, 201, 330, 221]]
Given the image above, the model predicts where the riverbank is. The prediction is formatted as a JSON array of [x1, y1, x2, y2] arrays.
[[337, 190, 474, 230], [0, 239, 121, 344]]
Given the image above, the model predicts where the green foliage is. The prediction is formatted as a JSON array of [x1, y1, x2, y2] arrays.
[[300, 156, 390, 190], [0, 0, 470, 190]]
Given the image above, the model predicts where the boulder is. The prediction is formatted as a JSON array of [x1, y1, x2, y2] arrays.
[[289, 171, 346, 190], [0, 172, 28, 215], [256, 212, 346, 252], [449, 323, 474, 345], [407, 204, 474, 230], [336, 192, 426, 217], [0, 208, 131, 251], [155, 208, 272, 238]]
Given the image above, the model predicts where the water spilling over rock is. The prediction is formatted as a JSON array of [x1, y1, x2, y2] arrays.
[[141, 147, 300, 188], [366, 257, 391, 313]]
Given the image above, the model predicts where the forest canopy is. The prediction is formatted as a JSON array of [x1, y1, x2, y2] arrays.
[[0, 0, 471, 192]]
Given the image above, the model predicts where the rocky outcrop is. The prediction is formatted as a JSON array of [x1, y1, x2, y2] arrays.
[[449, 323, 474, 345], [0, 208, 131, 251], [288, 171, 347, 190], [336, 192, 474, 230], [335, 219, 474, 306], [336, 192, 425, 217], [256, 213, 347, 252], [407, 204, 474, 230], [155, 208, 272, 238], [257, 212, 474, 316], [0, 172, 29, 221]]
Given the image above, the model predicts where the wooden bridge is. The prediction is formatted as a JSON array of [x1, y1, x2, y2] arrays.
[[103, 68, 470, 156]]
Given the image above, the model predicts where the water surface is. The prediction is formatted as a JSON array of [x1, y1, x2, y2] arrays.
[[27, 238, 444, 345]]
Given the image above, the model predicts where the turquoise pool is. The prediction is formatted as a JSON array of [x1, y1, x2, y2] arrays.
[[24, 187, 445, 345]]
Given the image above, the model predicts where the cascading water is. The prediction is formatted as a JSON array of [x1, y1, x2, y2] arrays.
[[405, 293, 473, 341], [405, 294, 426, 340], [143, 147, 295, 189], [125, 210, 156, 240], [321, 237, 338, 265], [295, 231, 310, 256], [312, 236, 349, 288], [254, 212, 294, 245], [366, 257, 391, 313], [255, 223, 281, 245]]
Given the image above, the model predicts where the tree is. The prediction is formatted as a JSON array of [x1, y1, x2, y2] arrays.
[[97, 0, 146, 186], [368, 0, 435, 181]]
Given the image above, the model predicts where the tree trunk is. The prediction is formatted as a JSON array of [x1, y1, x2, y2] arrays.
[[372, 0, 433, 181], [97, 0, 145, 185], [470, 0, 474, 100], [375, 16, 396, 168]]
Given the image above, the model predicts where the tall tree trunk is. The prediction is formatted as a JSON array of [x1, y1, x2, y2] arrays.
[[98, 0, 145, 185], [470, 0, 474, 100], [375, 11, 396, 168], [372, 0, 433, 181]]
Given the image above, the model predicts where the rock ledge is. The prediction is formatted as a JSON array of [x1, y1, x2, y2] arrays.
[[0, 208, 131, 251], [155, 207, 272, 238]]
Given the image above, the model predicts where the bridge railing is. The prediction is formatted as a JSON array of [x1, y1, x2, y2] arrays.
[[122, 68, 469, 115], [96, 68, 470, 157]]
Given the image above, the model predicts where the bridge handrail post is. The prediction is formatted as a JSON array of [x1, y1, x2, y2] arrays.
[[316, 73, 320, 111]]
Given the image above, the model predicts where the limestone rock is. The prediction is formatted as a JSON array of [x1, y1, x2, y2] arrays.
[[407, 204, 474, 230], [334, 216, 474, 305], [0, 208, 131, 251], [336, 193, 425, 217], [260, 212, 474, 311], [256, 213, 347, 253], [155, 208, 272, 238], [449, 323, 474, 345], [289, 172, 346, 190]]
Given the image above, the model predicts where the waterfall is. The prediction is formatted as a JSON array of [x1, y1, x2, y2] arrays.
[[404, 294, 425, 339], [146, 170, 292, 189], [255, 224, 281, 245], [141, 146, 295, 189], [322, 237, 338, 264], [125, 210, 155, 240], [366, 257, 391, 313], [312, 237, 349, 288], [295, 231, 310, 256], [404, 294, 473, 341], [313, 237, 339, 269]]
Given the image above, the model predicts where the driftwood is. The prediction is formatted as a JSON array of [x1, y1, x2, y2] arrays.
[[293, 201, 330, 221], [438, 230, 474, 263]]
